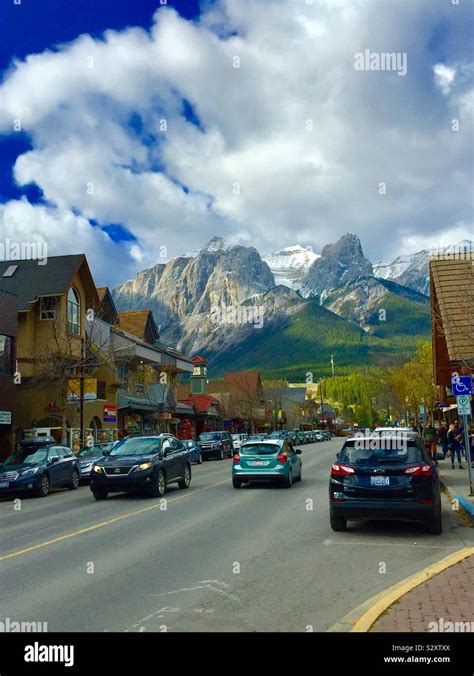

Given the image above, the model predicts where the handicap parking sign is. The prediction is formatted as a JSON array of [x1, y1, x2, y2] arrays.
[[451, 375, 473, 396]]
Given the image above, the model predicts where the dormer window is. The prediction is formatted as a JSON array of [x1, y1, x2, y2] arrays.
[[67, 288, 81, 335]]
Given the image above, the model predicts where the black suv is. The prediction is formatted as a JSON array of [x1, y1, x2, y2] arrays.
[[89, 434, 191, 500], [329, 433, 442, 534], [0, 438, 81, 498], [197, 431, 234, 460]]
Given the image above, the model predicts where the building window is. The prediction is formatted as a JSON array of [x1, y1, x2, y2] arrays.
[[67, 288, 81, 335], [96, 381, 106, 400], [39, 296, 57, 320], [117, 363, 128, 388], [0, 335, 13, 375]]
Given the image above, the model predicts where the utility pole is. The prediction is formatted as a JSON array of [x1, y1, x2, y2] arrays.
[[79, 337, 85, 449], [319, 379, 324, 427], [330, 355, 335, 377]]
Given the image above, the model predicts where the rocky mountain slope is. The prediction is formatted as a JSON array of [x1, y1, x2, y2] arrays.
[[262, 245, 319, 289]]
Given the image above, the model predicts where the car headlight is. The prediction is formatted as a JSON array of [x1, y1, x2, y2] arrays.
[[212, 443, 220, 448], [21, 466, 39, 477], [92, 465, 103, 474], [138, 462, 153, 471]]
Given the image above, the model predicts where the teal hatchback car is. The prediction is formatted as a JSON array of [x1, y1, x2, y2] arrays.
[[232, 439, 302, 488]]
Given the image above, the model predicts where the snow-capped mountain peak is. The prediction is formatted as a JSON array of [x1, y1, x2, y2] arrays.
[[262, 244, 319, 289]]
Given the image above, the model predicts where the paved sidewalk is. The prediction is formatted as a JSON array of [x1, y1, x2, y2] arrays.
[[438, 452, 474, 524], [371, 554, 474, 632]]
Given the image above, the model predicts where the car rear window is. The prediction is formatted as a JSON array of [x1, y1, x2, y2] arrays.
[[339, 438, 423, 466], [240, 443, 279, 456]]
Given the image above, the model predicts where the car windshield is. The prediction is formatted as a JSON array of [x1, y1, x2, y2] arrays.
[[5, 449, 49, 465], [240, 443, 280, 456], [77, 444, 112, 458], [109, 438, 162, 457], [199, 433, 220, 441], [339, 439, 423, 466]]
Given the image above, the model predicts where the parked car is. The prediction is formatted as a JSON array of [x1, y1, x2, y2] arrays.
[[329, 434, 442, 534], [76, 442, 114, 483], [314, 431, 324, 442], [232, 438, 302, 488], [231, 433, 249, 450], [197, 431, 234, 460], [321, 430, 331, 441], [0, 439, 81, 498], [184, 439, 202, 465], [90, 434, 191, 500], [248, 433, 268, 441], [270, 430, 288, 441]]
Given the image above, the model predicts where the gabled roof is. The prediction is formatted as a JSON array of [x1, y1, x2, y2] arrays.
[[0, 254, 97, 312], [96, 287, 119, 325], [223, 370, 262, 397], [430, 255, 474, 364], [118, 310, 159, 344], [180, 393, 221, 414]]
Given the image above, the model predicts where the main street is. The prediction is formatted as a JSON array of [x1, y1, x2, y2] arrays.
[[1, 438, 472, 633]]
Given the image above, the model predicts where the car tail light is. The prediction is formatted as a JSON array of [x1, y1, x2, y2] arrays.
[[277, 452, 288, 463], [233, 453, 240, 464], [331, 464, 355, 476], [405, 465, 433, 477]]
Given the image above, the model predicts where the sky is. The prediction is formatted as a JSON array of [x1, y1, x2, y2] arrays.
[[0, 0, 472, 287]]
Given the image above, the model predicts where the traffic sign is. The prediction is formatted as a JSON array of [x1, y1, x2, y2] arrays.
[[452, 375, 473, 396], [456, 395, 472, 416]]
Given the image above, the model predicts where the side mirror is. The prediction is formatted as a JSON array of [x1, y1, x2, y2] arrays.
[[295, 449, 302, 455], [50, 456, 59, 464], [336, 452, 341, 461]]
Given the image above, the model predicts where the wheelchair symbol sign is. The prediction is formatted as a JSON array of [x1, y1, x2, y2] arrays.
[[452, 375, 473, 396]]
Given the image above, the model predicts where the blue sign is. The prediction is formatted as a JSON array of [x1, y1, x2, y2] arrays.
[[451, 376, 473, 396]]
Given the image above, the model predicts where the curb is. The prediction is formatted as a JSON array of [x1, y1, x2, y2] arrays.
[[327, 546, 474, 633], [440, 476, 474, 526]]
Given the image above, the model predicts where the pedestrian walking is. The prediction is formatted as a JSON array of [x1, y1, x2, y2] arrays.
[[447, 423, 464, 469], [438, 423, 448, 459], [423, 418, 437, 461]]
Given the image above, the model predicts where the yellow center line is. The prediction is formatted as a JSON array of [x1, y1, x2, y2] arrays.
[[0, 478, 230, 562]]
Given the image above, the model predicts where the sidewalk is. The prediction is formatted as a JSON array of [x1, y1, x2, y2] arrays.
[[438, 453, 474, 525], [369, 457, 474, 633], [370, 553, 474, 632]]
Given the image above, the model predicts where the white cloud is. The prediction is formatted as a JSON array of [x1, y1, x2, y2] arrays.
[[433, 63, 456, 95], [0, 0, 473, 282]]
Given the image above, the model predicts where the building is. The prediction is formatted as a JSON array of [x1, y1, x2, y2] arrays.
[[0, 255, 194, 449], [208, 370, 267, 432], [430, 251, 474, 410], [0, 288, 18, 457], [176, 357, 223, 435]]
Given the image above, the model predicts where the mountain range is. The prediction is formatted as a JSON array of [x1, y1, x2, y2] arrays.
[[112, 234, 472, 379]]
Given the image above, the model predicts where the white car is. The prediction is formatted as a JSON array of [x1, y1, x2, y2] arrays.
[[231, 434, 249, 450]]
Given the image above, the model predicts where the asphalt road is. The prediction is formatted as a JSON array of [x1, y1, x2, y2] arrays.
[[1, 439, 472, 633]]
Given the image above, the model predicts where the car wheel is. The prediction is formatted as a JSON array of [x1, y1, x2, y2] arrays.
[[36, 474, 50, 498], [68, 469, 80, 490], [92, 488, 108, 500], [284, 469, 293, 488], [426, 506, 442, 535], [330, 512, 347, 531], [197, 453, 203, 465], [178, 464, 191, 489], [149, 469, 166, 498], [232, 477, 242, 488], [295, 465, 302, 482], [218, 448, 224, 461]]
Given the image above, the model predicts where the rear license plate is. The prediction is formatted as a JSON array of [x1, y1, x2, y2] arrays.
[[250, 461, 267, 466], [0, 482, 10, 488], [371, 476, 390, 486]]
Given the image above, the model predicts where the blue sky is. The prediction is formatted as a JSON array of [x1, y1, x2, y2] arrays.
[[0, 0, 472, 286]]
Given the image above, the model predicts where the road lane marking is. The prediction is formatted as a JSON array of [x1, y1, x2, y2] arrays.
[[0, 479, 230, 562]]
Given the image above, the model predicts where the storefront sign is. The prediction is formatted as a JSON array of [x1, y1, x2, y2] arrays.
[[103, 405, 117, 422], [67, 378, 97, 401], [0, 410, 12, 425]]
